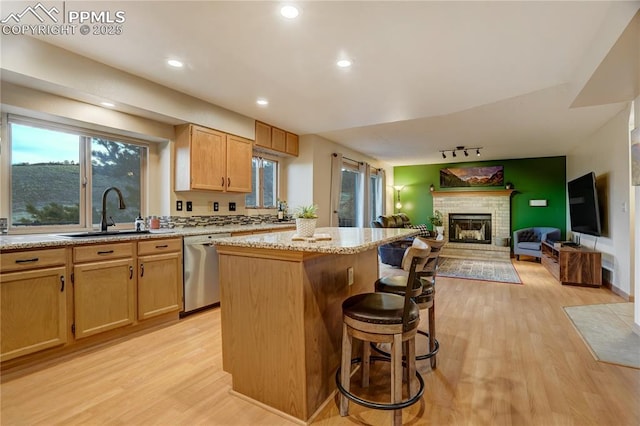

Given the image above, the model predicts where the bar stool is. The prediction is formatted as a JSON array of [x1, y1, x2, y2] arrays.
[[336, 244, 431, 426], [374, 237, 444, 368]]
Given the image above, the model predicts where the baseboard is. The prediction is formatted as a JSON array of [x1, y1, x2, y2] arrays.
[[602, 279, 632, 301]]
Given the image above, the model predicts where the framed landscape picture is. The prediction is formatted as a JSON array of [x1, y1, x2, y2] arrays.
[[440, 165, 504, 188]]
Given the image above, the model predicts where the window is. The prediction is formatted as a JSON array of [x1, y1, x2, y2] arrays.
[[338, 163, 360, 227], [369, 168, 383, 220], [246, 156, 278, 208], [8, 116, 147, 231]]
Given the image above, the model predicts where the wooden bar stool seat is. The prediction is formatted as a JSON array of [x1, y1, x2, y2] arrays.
[[336, 245, 431, 426]]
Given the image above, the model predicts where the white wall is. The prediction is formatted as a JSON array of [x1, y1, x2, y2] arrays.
[[1, 36, 259, 219], [566, 105, 633, 297], [286, 134, 394, 227], [633, 97, 640, 333]]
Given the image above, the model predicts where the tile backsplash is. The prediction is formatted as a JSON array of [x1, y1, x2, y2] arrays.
[[154, 214, 287, 228]]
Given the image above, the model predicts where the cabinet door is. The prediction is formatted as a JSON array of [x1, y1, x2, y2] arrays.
[[226, 135, 253, 193], [191, 125, 226, 191], [255, 121, 272, 149], [285, 132, 299, 156], [1, 267, 67, 362], [74, 258, 135, 339], [271, 127, 286, 152], [138, 252, 182, 320]]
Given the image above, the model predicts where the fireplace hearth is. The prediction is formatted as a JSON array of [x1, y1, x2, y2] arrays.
[[449, 213, 492, 244]]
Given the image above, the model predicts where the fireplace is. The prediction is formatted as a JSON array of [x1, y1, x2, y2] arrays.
[[449, 213, 492, 244]]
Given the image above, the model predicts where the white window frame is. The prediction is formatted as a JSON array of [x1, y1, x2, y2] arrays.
[[246, 154, 279, 209], [3, 114, 149, 234]]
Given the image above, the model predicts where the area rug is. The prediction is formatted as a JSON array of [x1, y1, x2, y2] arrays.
[[564, 302, 640, 369], [436, 257, 522, 284]]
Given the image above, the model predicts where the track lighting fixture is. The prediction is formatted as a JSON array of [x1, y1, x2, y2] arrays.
[[438, 146, 483, 160]]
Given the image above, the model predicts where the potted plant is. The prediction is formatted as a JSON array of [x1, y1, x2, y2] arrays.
[[429, 210, 445, 239], [293, 204, 318, 237]]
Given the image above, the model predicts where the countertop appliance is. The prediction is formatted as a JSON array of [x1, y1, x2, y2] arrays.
[[182, 233, 231, 315]]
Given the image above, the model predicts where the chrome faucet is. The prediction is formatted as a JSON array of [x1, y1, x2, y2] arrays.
[[100, 187, 126, 232]]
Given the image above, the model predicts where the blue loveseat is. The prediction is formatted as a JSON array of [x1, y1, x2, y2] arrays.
[[513, 227, 561, 261]]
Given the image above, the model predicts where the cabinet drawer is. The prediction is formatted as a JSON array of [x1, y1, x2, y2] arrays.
[[1, 248, 67, 273], [137, 238, 182, 255], [73, 242, 133, 263]]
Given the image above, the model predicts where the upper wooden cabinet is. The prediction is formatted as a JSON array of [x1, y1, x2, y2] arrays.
[[286, 132, 299, 156], [255, 121, 272, 149], [225, 134, 253, 193], [175, 124, 252, 193], [254, 121, 299, 157]]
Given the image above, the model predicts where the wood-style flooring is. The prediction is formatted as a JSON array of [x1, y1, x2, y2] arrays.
[[2, 260, 639, 425]]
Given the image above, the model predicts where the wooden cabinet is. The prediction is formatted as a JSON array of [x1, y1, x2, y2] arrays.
[[255, 121, 272, 149], [73, 243, 135, 339], [175, 124, 252, 193], [137, 238, 183, 320], [1, 248, 68, 362], [225, 134, 253, 192], [254, 121, 299, 157], [286, 132, 299, 156], [271, 127, 286, 152], [541, 241, 602, 287]]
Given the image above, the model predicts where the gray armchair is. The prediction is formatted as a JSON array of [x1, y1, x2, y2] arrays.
[[513, 227, 561, 261]]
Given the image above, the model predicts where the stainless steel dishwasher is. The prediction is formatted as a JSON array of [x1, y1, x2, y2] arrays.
[[182, 233, 231, 315]]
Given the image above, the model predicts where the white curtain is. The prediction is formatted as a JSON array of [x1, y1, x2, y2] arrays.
[[329, 153, 343, 226], [378, 168, 386, 218], [360, 162, 370, 227]]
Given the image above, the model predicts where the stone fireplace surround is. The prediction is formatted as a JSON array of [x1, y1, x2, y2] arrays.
[[432, 189, 514, 261]]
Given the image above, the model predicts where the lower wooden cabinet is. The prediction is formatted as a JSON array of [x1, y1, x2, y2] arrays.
[[73, 258, 136, 339], [0, 266, 67, 362], [137, 238, 183, 320], [1, 238, 184, 370]]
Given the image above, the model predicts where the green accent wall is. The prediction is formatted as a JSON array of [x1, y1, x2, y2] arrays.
[[394, 156, 567, 238]]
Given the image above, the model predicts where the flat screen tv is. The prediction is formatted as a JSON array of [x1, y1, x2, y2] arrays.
[[567, 172, 601, 237]]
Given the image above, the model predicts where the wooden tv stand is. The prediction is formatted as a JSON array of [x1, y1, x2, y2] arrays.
[[541, 241, 602, 287]]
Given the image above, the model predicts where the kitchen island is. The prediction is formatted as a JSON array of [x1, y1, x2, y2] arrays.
[[214, 227, 416, 424]]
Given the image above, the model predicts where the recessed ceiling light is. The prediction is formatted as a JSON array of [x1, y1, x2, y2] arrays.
[[336, 59, 352, 68], [167, 59, 184, 68], [100, 102, 115, 107], [256, 98, 269, 106], [280, 5, 299, 19]]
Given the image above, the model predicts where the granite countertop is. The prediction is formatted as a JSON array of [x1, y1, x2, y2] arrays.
[[213, 227, 418, 255], [0, 222, 296, 251]]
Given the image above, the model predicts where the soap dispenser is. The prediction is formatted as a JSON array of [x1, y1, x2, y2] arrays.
[[135, 213, 145, 232]]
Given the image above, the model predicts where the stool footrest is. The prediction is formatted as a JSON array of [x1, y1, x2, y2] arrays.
[[335, 357, 425, 411], [370, 330, 439, 361]]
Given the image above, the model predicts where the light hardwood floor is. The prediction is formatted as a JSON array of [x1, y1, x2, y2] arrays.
[[2, 260, 639, 425]]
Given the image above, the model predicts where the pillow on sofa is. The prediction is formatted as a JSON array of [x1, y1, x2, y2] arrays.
[[518, 230, 540, 242], [406, 223, 432, 238]]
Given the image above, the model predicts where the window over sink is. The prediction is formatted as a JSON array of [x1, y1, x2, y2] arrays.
[[6, 115, 148, 232]]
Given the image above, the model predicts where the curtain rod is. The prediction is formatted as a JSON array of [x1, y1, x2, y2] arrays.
[[333, 152, 362, 165], [332, 153, 383, 171]]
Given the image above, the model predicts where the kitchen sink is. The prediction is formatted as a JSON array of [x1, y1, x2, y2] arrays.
[[57, 230, 150, 238]]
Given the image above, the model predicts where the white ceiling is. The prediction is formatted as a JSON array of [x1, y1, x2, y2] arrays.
[[10, 1, 640, 165]]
